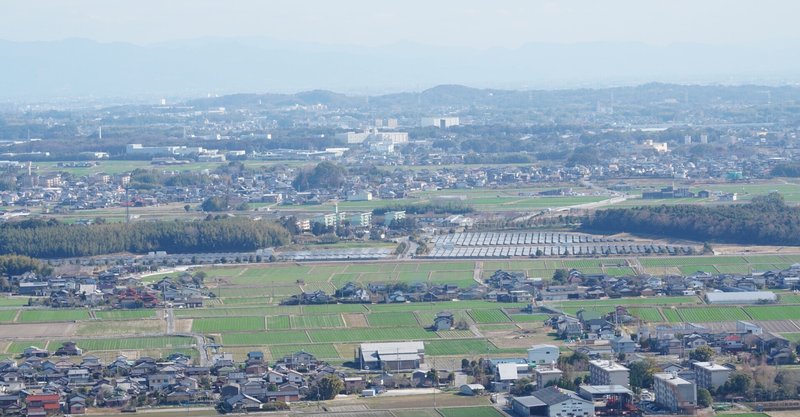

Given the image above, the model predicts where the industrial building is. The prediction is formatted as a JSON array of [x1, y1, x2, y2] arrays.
[[421, 116, 459, 128], [336, 129, 408, 144], [511, 386, 594, 417], [357, 341, 425, 371], [528, 344, 560, 365], [578, 385, 634, 415]]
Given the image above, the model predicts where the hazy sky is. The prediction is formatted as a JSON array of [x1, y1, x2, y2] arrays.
[[1, 0, 798, 48]]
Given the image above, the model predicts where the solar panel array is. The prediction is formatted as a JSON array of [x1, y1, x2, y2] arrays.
[[426, 232, 691, 258]]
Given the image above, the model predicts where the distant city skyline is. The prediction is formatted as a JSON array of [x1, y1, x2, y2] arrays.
[[2, 0, 798, 48]]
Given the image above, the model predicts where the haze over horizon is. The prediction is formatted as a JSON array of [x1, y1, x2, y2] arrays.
[[2, 0, 799, 100]]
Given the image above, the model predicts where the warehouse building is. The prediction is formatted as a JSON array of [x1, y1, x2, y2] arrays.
[[528, 344, 560, 365], [705, 291, 777, 305], [357, 341, 424, 371], [511, 386, 595, 417]]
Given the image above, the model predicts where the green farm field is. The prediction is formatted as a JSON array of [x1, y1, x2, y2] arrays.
[[19, 309, 89, 322], [437, 407, 505, 417], [192, 316, 265, 333], [676, 307, 750, 323], [95, 310, 156, 320]]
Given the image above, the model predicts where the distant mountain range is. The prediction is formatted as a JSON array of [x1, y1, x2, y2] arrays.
[[1, 37, 799, 100], [184, 83, 796, 111]]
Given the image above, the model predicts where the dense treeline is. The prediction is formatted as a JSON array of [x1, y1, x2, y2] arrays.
[[292, 161, 346, 191], [372, 201, 474, 215], [582, 193, 800, 245], [0, 218, 291, 258], [0, 255, 52, 276], [771, 162, 800, 177]]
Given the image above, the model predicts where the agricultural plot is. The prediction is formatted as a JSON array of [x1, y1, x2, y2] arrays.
[[303, 304, 368, 314], [230, 265, 313, 285], [662, 309, 682, 322], [714, 265, 754, 274], [192, 316, 266, 333], [19, 309, 88, 322], [346, 263, 397, 273], [95, 310, 156, 320], [563, 260, 605, 269], [306, 265, 347, 278], [396, 263, 422, 272], [174, 306, 300, 318], [0, 297, 31, 307], [429, 271, 476, 287], [469, 309, 511, 323], [510, 314, 550, 323], [544, 296, 699, 309], [269, 344, 340, 360], [744, 255, 787, 264], [367, 312, 420, 327], [73, 336, 192, 351], [679, 265, 718, 275], [392, 410, 441, 417], [527, 269, 557, 280], [308, 327, 434, 343], [438, 407, 504, 417], [291, 314, 344, 329], [477, 324, 520, 332], [777, 294, 800, 304], [216, 286, 292, 297], [7, 340, 46, 354], [222, 331, 311, 346], [397, 272, 431, 283], [416, 262, 474, 272], [745, 305, 800, 320], [357, 272, 397, 284], [266, 316, 291, 330], [676, 307, 750, 323], [627, 307, 664, 322], [0, 310, 18, 322], [415, 310, 471, 325], [436, 330, 476, 339], [604, 267, 636, 277], [508, 260, 551, 269], [557, 306, 610, 317], [76, 320, 164, 336], [639, 256, 744, 267], [301, 282, 335, 293], [331, 273, 361, 288], [221, 297, 273, 306], [779, 333, 800, 342], [444, 300, 528, 309], [425, 339, 497, 356]]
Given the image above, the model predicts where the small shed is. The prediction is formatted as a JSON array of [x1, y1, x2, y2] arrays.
[[460, 383, 485, 396]]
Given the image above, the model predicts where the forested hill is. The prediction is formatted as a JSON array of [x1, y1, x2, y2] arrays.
[[0, 218, 291, 259], [581, 193, 800, 246]]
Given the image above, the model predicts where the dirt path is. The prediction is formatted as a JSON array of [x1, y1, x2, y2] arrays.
[[473, 261, 484, 285]]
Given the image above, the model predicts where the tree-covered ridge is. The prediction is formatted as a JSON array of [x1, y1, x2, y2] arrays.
[[582, 193, 800, 245], [292, 161, 346, 191], [0, 255, 51, 276], [0, 218, 291, 258], [771, 162, 800, 178]]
